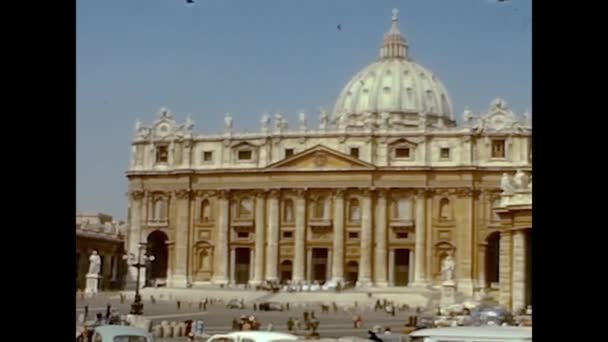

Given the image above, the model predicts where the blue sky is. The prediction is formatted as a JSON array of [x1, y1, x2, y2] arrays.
[[77, 0, 531, 219]]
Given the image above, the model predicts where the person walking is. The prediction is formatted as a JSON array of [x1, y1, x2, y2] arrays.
[[287, 317, 294, 332], [177, 300, 181, 310]]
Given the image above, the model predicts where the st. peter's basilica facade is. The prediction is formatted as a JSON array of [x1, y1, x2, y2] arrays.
[[126, 10, 532, 310]]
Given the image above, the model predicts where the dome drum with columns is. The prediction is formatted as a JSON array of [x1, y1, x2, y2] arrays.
[[125, 9, 531, 309]]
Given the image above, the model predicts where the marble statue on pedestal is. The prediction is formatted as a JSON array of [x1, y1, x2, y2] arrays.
[[319, 108, 329, 130], [513, 169, 529, 190], [501, 173, 515, 194], [86, 250, 102, 297], [441, 254, 455, 282], [224, 113, 233, 132], [88, 250, 101, 275], [299, 111, 308, 131], [261, 113, 270, 133]]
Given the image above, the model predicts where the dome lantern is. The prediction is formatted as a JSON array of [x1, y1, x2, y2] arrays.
[[380, 8, 409, 60]]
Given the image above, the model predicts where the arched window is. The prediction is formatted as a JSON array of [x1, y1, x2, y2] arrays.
[[314, 197, 325, 219], [439, 198, 450, 221], [154, 198, 167, 221], [238, 197, 253, 219], [283, 199, 294, 222], [200, 199, 211, 222], [349, 198, 361, 222]]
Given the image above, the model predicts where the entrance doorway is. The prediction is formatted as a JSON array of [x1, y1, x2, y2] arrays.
[[485, 232, 500, 288], [312, 248, 328, 283], [394, 249, 410, 286], [346, 261, 358, 285], [147, 230, 169, 286], [234, 248, 251, 284], [280, 260, 293, 284]]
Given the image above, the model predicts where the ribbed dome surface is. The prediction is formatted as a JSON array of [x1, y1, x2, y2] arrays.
[[332, 9, 454, 123]]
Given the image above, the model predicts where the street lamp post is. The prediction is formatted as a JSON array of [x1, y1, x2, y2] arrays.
[[123, 242, 155, 315]]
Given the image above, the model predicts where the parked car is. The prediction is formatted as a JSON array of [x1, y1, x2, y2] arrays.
[[409, 326, 532, 342], [78, 325, 155, 342], [206, 331, 298, 342], [258, 302, 284, 311], [227, 299, 245, 309]]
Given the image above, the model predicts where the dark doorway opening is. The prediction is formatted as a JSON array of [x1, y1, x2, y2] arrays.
[[346, 261, 358, 285], [312, 248, 328, 283], [147, 230, 169, 286], [394, 249, 410, 286], [235, 248, 251, 284], [280, 260, 293, 284], [485, 232, 500, 288]]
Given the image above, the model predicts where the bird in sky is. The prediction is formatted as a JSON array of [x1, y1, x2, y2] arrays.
[[186, 0, 195, 4], [337, 24, 342, 31]]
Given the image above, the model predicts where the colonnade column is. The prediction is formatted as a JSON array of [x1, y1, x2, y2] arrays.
[[211, 190, 229, 284], [499, 230, 513, 309], [374, 189, 388, 287], [293, 189, 307, 282], [408, 249, 415, 285], [331, 189, 345, 283], [358, 189, 373, 287], [230, 248, 236, 285], [251, 191, 266, 285], [477, 244, 487, 290], [127, 190, 145, 286], [511, 230, 527, 312], [265, 190, 280, 281], [412, 189, 428, 286]]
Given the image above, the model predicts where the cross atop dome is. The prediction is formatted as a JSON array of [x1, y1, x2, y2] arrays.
[[392, 8, 398, 21]]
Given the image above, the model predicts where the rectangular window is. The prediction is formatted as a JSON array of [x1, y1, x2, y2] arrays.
[[203, 151, 213, 162], [350, 147, 360, 158], [282, 231, 293, 239], [348, 232, 359, 239], [156, 146, 168, 163], [285, 148, 294, 158], [396, 232, 408, 239], [491, 139, 506, 158], [238, 150, 252, 161], [395, 147, 410, 158], [440, 148, 450, 159], [237, 232, 249, 239]]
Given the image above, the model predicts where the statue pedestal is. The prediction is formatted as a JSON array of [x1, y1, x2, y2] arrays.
[[85, 273, 100, 297], [440, 280, 457, 310]]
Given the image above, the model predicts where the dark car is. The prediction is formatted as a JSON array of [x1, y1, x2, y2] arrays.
[[258, 302, 284, 311]]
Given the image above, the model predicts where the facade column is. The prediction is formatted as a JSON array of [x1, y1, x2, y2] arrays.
[[388, 249, 395, 286], [127, 190, 145, 286], [165, 241, 174, 287], [409, 249, 415, 285], [306, 248, 312, 282], [456, 189, 476, 296], [171, 189, 191, 288], [326, 250, 333, 280], [211, 190, 229, 284], [230, 248, 236, 285], [265, 190, 280, 281], [293, 189, 307, 282], [249, 249, 255, 282], [512, 230, 527, 312], [331, 189, 345, 283], [374, 189, 388, 287], [251, 192, 266, 285], [358, 189, 373, 287], [478, 244, 487, 289], [412, 189, 428, 286], [499, 230, 513, 309]]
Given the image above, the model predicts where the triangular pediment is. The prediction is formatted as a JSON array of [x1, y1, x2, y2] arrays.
[[265, 145, 376, 171]]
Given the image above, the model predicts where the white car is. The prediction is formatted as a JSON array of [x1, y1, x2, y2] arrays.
[[409, 326, 532, 342], [80, 325, 155, 342], [206, 331, 299, 342]]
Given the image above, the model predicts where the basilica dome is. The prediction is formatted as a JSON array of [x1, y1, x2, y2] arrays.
[[332, 9, 455, 128]]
